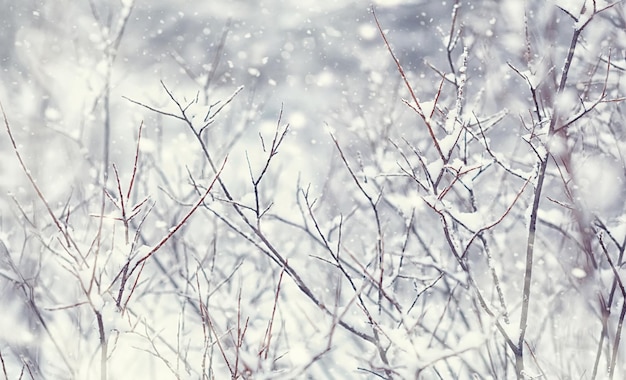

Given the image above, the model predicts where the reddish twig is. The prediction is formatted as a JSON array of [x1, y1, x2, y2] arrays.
[[1, 101, 73, 249], [121, 156, 228, 310], [372, 7, 445, 160]]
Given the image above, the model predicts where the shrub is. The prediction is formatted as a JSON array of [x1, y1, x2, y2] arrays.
[[1, 1, 625, 379]]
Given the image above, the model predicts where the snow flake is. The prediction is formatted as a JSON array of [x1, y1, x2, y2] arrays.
[[248, 67, 261, 77]]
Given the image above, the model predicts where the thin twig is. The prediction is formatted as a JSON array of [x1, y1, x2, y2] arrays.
[[372, 6, 445, 160]]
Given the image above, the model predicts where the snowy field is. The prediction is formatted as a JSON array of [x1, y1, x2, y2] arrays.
[[1, 0, 626, 378]]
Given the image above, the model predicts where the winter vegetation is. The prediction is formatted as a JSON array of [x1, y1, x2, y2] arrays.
[[1, 0, 626, 379]]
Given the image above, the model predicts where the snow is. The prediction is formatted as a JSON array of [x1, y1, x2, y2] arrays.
[[573, 154, 624, 214], [453, 210, 487, 231], [247, 67, 261, 77], [438, 131, 458, 155], [570, 267, 587, 279], [358, 23, 378, 41], [1, 0, 625, 379]]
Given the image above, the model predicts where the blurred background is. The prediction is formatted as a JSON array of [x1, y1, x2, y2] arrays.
[[1, 0, 626, 378]]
